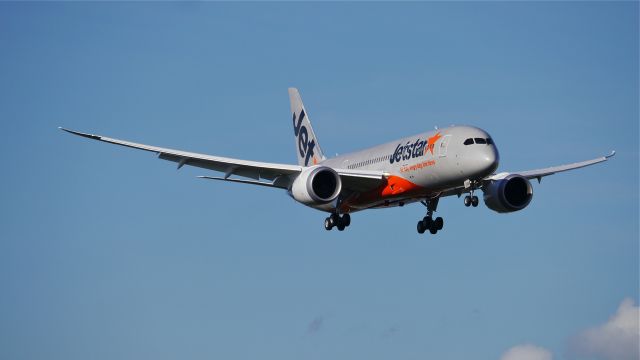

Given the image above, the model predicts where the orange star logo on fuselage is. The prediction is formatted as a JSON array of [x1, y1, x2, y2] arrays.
[[426, 132, 442, 155]]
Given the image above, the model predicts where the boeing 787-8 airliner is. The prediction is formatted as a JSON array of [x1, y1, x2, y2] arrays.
[[61, 88, 614, 234]]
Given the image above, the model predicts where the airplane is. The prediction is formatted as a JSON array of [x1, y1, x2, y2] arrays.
[[60, 88, 615, 234]]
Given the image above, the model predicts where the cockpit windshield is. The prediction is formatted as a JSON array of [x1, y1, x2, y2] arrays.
[[463, 138, 493, 145]]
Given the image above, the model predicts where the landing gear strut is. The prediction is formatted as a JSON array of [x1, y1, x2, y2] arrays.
[[324, 213, 351, 231], [417, 198, 444, 235]]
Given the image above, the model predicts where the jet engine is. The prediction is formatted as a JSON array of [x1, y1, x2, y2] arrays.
[[290, 166, 342, 206], [482, 174, 533, 213]]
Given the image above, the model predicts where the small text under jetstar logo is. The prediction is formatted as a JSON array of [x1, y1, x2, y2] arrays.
[[293, 109, 317, 166], [389, 132, 442, 164]]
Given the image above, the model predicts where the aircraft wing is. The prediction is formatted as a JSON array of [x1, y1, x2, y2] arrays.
[[197, 169, 385, 191], [485, 151, 616, 182], [60, 128, 386, 191], [335, 169, 386, 192], [436, 152, 616, 199]]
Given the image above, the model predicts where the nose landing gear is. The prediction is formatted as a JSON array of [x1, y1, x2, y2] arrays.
[[324, 213, 351, 231], [463, 180, 480, 207], [464, 194, 479, 207], [417, 198, 444, 235]]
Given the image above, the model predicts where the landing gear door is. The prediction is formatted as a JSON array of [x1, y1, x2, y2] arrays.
[[439, 135, 452, 157]]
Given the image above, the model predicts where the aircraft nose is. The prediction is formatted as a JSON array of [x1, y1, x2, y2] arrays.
[[481, 146, 499, 173], [467, 146, 499, 177]]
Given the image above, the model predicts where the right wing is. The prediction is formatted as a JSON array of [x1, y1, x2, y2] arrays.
[[60, 127, 387, 191], [60, 127, 302, 182]]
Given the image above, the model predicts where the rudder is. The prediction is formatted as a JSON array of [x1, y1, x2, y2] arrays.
[[289, 88, 326, 166]]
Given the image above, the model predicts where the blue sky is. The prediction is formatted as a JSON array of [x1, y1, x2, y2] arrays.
[[0, 2, 637, 360]]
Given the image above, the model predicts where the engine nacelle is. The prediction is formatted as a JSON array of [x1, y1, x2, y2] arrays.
[[483, 174, 533, 213], [290, 166, 342, 206]]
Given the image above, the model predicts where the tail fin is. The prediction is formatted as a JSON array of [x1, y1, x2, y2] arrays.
[[289, 88, 326, 166]]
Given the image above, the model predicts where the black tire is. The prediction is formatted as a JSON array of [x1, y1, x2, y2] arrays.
[[324, 218, 333, 231], [329, 214, 339, 227], [337, 224, 345, 231], [464, 196, 471, 207], [471, 196, 479, 207], [423, 216, 433, 228], [435, 217, 444, 230], [429, 226, 438, 234], [342, 213, 351, 227], [417, 221, 426, 234]]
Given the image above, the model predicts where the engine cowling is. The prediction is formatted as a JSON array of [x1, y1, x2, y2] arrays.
[[482, 174, 533, 213], [290, 166, 342, 205]]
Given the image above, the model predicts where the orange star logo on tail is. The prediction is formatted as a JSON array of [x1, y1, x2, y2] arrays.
[[426, 132, 442, 155]]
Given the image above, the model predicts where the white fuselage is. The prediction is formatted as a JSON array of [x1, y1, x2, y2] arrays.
[[318, 125, 499, 212]]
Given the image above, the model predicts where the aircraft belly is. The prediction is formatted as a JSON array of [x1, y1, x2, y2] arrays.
[[340, 154, 462, 212]]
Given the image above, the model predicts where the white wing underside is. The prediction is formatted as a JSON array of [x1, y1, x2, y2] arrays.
[[60, 128, 385, 191]]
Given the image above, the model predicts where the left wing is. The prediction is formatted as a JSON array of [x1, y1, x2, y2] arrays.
[[60, 127, 387, 191], [486, 151, 616, 182], [437, 151, 616, 199]]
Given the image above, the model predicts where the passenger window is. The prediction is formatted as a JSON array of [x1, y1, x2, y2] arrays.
[[486, 138, 493, 145], [475, 138, 487, 144], [464, 138, 474, 145]]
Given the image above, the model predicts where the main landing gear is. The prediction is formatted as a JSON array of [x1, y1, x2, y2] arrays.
[[417, 198, 444, 235], [324, 213, 351, 231]]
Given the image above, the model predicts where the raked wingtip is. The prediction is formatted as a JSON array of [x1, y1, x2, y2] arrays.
[[58, 127, 101, 140], [59, 127, 77, 134]]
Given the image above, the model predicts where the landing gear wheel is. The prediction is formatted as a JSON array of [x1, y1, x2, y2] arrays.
[[325, 213, 351, 231], [417, 220, 426, 234], [329, 214, 339, 227], [324, 218, 333, 231], [464, 196, 471, 207], [434, 217, 444, 230], [422, 216, 433, 229], [471, 196, 479, 207], [341, 213, 351, 227], [429, 226, 438, 234]]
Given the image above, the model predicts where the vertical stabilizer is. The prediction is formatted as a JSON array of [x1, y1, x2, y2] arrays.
[[289, 88, 326, 166]]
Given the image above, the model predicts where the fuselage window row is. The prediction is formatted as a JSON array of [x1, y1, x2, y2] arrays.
[[347, 154, 392, 169]]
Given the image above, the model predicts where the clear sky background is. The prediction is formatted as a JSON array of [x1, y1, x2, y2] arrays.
[[0, 2, 638, 360]]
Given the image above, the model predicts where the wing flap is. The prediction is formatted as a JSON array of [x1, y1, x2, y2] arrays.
[[197, 176, 288, 189], [336, 169, 387, 192]]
